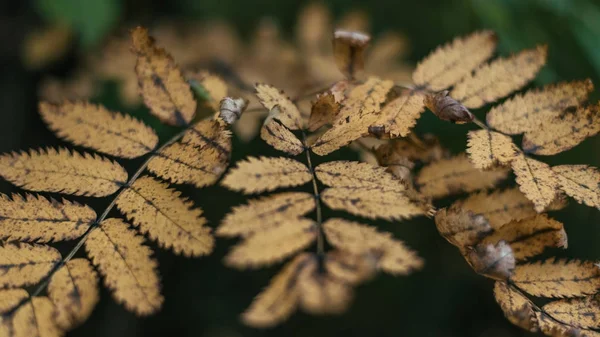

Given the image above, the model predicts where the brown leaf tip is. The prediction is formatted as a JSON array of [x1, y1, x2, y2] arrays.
[[424, 91, 474, 124], [333, 30, 371, 47]]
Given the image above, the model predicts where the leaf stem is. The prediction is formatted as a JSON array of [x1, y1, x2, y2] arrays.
[[302, 131, 324, 256]]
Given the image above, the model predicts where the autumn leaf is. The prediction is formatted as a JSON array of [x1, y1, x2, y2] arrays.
[[434, 206, 492, 249], [467, 129, 518, 169], [0, 289, 62, 337], [511, 154, 558, 212], [0, 243, 61, 288], [332, 30, 370, 79], [255, 84, 302, 130], [308, 93, 340, 132], [493, 282, 539, 332], [464, 240, 515, 280], [371, 90, 427, 138], [552, 165, 600, 208], [261, 107, 305, 155]]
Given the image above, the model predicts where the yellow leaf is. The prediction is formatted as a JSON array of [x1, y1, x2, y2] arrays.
[[131, 26, 196, 126], [323, 218, 423, 275], [451, 45, 547, 109], [85, 218, 163, 315], [260, 108, 304, 155], [222, 157, 312, 194], [0, 193, 95, 242], [255, 84, 302, 130], [0, 290, 63, 337], [332, 30, 370, 79], [544, 295, 600, 330], [0, 243, 60, 288], [324, 250, 375, 284], [47, 259, 99, 330], [552, 165, 600, 208], [0, 148, 127, 197], [371, 90, 427, 138], [511, 154, 558, 212], [374, 135, 447, 165], [434, 206, 492, 248], [493, 282, 539, 332], [482, 214, 567, 261], [116, 175, 213, 257], [187, 71, 227, 111], [487, 80, 593, 134], [467, 129, 518, 169], [217, 192, 315, 237], [416, 153, 509, 199], [412, 31, 497, 91], [39, 101, 158, 159], [464, 240, 515, 280], [536, 311, 600, 337], [224, 218, 316, 268], [315, 160, 407, 192], [522, 104, 600, 155], [511, 258, 600, 298], [308, 93, 340, 132]]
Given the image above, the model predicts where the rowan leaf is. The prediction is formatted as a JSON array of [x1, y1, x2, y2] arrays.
[[332, 30, 370, 79], [131, 26, 196, 126], [413, 30, 497, 91], [424, 90, 474, 124], [116, 175, 213, 257], [221, 157, 312, 194], [315, 160, 406, 192], [374, 135, 447, 165], [0, 193, 95, 243], [451, 45, 548, 109], [255, 84, 302, 130], [85, 218, 163, 315], [217, 192, 315, 237], [543, 295, 600, 330], [464, 240, 515, 280], [467, 129, 519, 169], [493, 282, 539, 332], [434, 206, 492, 248], [324, 250, 376, 285], [308, 93, 340, 132], [536, 311, 600, 337], [552, 165, 600, 208], [512, 154, 559, 212], [510, 258, 600, 298], [487, 79, 594, 134], [47, 259, 99, 330], [224, 218, 316, 268], [261, 108, 304, 155], [0, 148, 127, 197], [0, 243, 60, 288], [482, 214, 567, 261], [522, 104, 600, 155], [0, 290, 62, 337], [187, 71, 227, 111], [416, 153, 509, 199], [323, 218, 423, 275], [371, 90, 427, 138], [39, 101, 158, 159]]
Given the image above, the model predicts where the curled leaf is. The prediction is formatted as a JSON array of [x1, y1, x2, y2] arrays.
[[493, 282, 539, 332], [261, 108, 304, 155], [464, 240, 515, 280], [424, 90, 473, 124], [219, 97, 247, 125], [434, 206, 492, 249], [332, 30, 370, 79]]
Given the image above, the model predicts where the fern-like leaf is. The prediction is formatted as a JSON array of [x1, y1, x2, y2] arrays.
[[0, 243, 61, 288]]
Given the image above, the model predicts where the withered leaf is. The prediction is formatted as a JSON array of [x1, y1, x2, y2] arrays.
[[222, 156, 312, 194], [332, 30, 370, 79], [261, 108, 305, 155], [324, 250, 376, 285], [424, 90, 474, 124], [511, 258, 600, 298], [308, 93, 340, 131], [522, 104, 600, 155], [315, 160, 407, 192], [255, 84, 302, 130], [543, 295, 600, 329], [224, 218, 316, 268], [116, 175, 213, 257], [187, 71, 227, 111], [416, 153, 509, 199], [323, 218, 423, 275], [47, 259, 99, 330], [487, 80, 594, 135], [467, 129, 518, 169], [512, 154, 559, 212], [374, 135, 447, 165], [85, 218, 163, 315], [434, 206, 492, 248], [493, 282, 539, 332], [0, 148, 127, 197], [39, 101, 158, 159], [131, 27, 196, 126], [413, 30, 497, 91], [451, 45, 548, 109], [464, 240, 515, 280], [0, 290, 62, 337], [536, 311, 600, 337], [0, 243, 60, 288], [372, 90, 427, 138], [217, 192, 315, 237], [552, 165, 600, 208], [482, 214, 567, 261], [0, 193, 95, 243]]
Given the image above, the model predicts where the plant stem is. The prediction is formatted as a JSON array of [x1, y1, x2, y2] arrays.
[[302, 131, 324, 256]]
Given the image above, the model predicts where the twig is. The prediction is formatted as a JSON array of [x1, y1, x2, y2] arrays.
[[301, 131, 324, 256]]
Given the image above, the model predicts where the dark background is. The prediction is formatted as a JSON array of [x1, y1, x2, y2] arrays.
[[1, 0, 600, 336]]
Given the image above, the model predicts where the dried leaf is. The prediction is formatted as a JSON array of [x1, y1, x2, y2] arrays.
[[131, 27, 196, 126], [434, 206, 492, 248], [324, 250, 376, 284], [217, 192, 315, 237], [552, 165, 600, 208], [482, 215, 567, 261], [297, 257, 353, 315], [374, 135, 447, 165], [222, 157, 312, 194], [413, 31, 497, 91], [493, 282, 539, 332], [261, 108, 305, 155], [536, 311, 600, 337], [522, 105, 600, 155], [0, 193, 95, 242], [147, 119, 231, 188], [308, 93, 341, 131], [510, 258, 600, 298], [47, 259, 99, 330], [451, 45, 548, 109], [424, 90, 474, 124], [224, 218, 316, 268], [85, 218, 163, 315], [512, 154, 559, 212], [486, 80, 594, 135], [371, 90, 427, 138], [323, 218, 423, 275], [0, 148, 127, 197], [464, 240, 515, 280], [187, 71, 227, 111], [0, 243, 60, 288], [332, 30, 370, 79], [467, 129, 518, 169], [0, 290, 62, 337], [219, 97, 247, 125], [255, 84, 302, 130], [416, 153, 509, 199], [315, 160, 407, 192], [39, 101, 158, 159], [116, 175, 213, 257]]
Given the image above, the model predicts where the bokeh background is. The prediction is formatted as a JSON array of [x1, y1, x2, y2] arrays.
[[1, 0, 600, 336]]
